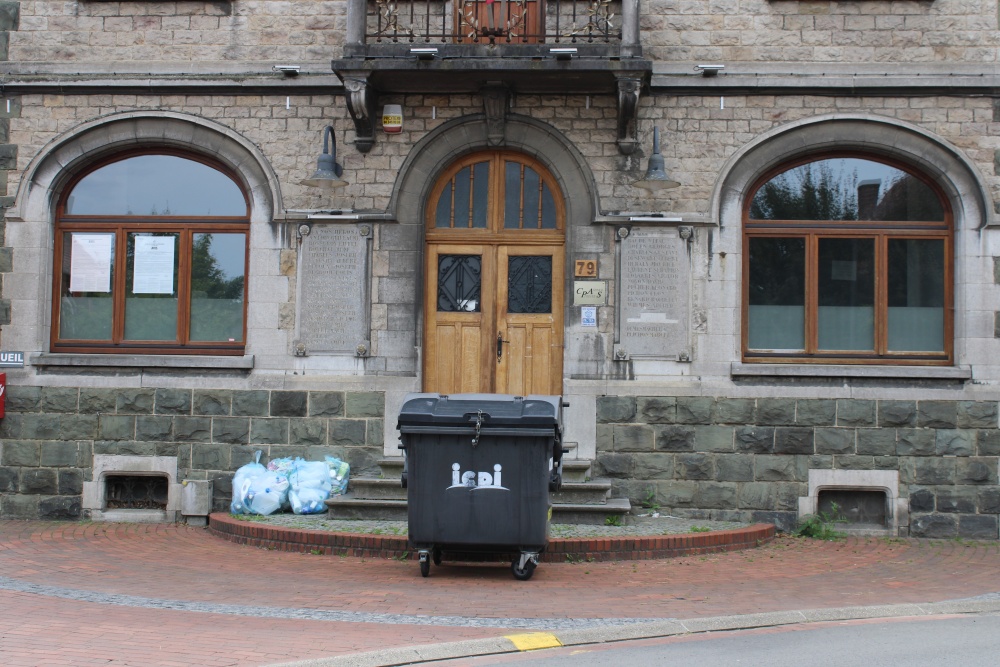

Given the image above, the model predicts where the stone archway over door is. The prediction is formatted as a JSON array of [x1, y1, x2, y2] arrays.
[[423, 150, 565, 395]]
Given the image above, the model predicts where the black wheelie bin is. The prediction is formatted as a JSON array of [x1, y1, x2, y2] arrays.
[[397, 393, 564, 580]]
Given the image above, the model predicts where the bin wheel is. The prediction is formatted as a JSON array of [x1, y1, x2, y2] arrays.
[[511, 559, 536, 581], [420, 558, 430, 578], [432, 547, 442, 566]]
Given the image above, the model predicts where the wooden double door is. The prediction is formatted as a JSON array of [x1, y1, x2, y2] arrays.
[[423, 151, 565, 396]]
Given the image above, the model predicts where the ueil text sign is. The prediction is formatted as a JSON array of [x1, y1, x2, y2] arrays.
[[0, 352, 24, 368]]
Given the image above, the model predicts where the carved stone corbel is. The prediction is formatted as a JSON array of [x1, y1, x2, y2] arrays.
[[482, 84, 510, 146], [616, 76, 642, 155], [343, 75, 377, 154]]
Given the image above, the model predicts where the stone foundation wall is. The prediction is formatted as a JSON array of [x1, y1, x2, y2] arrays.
[[0, 385, 385, 519], [596, 396, 1000, 538]]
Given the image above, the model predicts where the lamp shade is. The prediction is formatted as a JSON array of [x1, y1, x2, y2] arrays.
[[301, 126, 348, 189], [633, 127, 680, 191]]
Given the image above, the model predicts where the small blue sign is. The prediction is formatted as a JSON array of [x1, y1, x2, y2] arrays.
[[581, 306, 597, 328]]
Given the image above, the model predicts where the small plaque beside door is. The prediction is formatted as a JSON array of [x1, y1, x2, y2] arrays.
[[573, 280, 606, 306]]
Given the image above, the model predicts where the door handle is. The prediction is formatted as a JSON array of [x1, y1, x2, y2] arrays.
[[497, 331, 510, 363]]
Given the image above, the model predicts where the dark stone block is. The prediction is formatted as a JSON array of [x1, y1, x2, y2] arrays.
[[913, 458, 956, 485], [58, 469, 83, 495], [959, 515, 999, 540], [654, 425, 694, 452], [20, 414, 61, 440], [136, 416, 173, 441], [693, 426, 733, 452], [173, 417, 212, 443], [345, 392, 384, 418], [39, 387, 79, 413], [957, 401, 998, 429], [250, 418, 289, 445], [98, 415, 135, 441], [6, 386, 40, 412], [856, 428, 895, 456], [38, 496, 81, 521], [878, 401, 916, 427], [0, 494, 39, 519], [692, 482, 737, 509], [367, 419, 384, 447], [957, 458, 998, 485], [613, 424, 654, 451], [270, 391, 308, 417], [756, 398, 796, 426], [755, 455, 798, 481], [594, 453, 635, 478], [917, 401, 957, 428], [40, 441, 81, 467], [329, 419, 367, 446], [979, 487, 1000, 514], [908, 487, 935, 512], [116, 389, 154, 415], [191, 443, 232, 470], [193, 390, 232, 416], [752, 510, 797, 533], [0, 3, 19, 33], [935, 430, 974, 457], [230, 446, 259, 469], [0, 466, 17, 492], [874, 456, 899, 469], [344, 446, 381, 477], [21, 468, 58, 494], [716, 455, 754, 482], [795, 400, 836, 426], [735, 426, 774, 453], [155, 389, 192, 415], [289, 419, 326, 446], [232, 390, 270, 417], [0, 412, 21, 438], [976, 430, 1000, 456], [676, 453, 714, 480], [712, 398, 755, 425], [739, 482, 781, 510], [774, 427, 814, 455], [910, 514, 958, 538], [2, 441, 38, 466], [93, 441, 154, 457], [897, 429, 935, 456], [631, 453, 673, 480], [59, 415, 98, 440], [212, 418, 250, 445], [834, 455, 874, 470], [936, 489, 976, 513], [837, 400, 876, 427], [598, 396, 637, 423], [815, 428, 855, 455], [309, 392, 345, 417], [675, 397, 713, 424], [79, 389, 118, 414]]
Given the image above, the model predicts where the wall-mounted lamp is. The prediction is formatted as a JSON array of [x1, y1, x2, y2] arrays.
[[410, 47, 439, 60], [694, 64, 725, 77], [301, 126, 348, 190], [272, 65, 301, 77], [633, 127, 680, 191], [549, 47, 577, 60]]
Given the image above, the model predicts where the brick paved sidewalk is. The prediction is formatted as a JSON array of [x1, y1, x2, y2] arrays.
[[1, 521, 998, 666]]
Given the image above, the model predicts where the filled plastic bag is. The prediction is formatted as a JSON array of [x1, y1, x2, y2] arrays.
[[325, 456, 351, 497], [230, 451, 266, 515], [288, 459, 333, 514], [245, 471, 290, 516]]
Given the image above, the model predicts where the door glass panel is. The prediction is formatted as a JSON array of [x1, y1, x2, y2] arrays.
[[504, 161, 522, 229], [65, 154, 246, 216], [540, 184, 556, 229], [438, 255, 482, 312], [818, 238, 875, 351], [59, 232, 115, 340], [438, 163, 489, 229], [522, 166, 541, 229], [125, 232, 179, 341], [508, 256, 552, 313], [190, 233, 247, 342], [747, 237, 805, 350], [887, 238, 945, 352]]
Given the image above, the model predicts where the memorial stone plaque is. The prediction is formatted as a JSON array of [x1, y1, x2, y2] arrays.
[[298, 224, 370, 354], [619, 228, 690, 358]]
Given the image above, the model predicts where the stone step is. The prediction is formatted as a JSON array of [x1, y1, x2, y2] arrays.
[[550, 480, 612, 505], [377, 456, 593, 484], [348, 477, 407, 501], [551, 498, 633, 526], [352, 472, 607, 505], [325, 495, 632, 525]]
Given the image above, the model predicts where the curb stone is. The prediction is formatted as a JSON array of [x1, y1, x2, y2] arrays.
[[263, 598, 1000, 667]]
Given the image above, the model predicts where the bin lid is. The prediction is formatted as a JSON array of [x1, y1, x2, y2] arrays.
[[397, 393, 563, 431]]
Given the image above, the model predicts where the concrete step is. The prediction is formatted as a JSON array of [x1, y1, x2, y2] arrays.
[[347, 477, 407, 501], [552, 498, 632, 525], [550, 480, 611, 505]]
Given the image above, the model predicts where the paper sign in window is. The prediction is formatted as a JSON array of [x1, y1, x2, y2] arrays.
[[69, 233, 113, 293], [133, 236, 176, 294]]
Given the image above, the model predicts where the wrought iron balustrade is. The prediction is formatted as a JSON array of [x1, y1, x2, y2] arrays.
[[366, 0, 622, 45]]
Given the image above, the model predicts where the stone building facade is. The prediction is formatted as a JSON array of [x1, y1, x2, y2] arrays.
[[0, 0, 999, 537]]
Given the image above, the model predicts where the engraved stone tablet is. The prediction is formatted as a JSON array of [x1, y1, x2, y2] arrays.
[[297, 224, 369, 354], [619, 228, 690, 358]]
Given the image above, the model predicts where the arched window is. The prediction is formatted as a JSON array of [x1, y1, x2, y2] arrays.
[[743, 154, 952, 365], [53, 151, 250, 354]]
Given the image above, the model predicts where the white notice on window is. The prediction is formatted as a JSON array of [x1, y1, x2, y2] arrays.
[[69, 233, 113, 293], [133, 236, 175, 294]]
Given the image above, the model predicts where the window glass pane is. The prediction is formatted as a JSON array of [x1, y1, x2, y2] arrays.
[[66, 155, 246, 216], [434, 182, 453, 228], [540, 183, 556, 229], [750, 158, 944, 222], [438, 255, 481, 312], [453, 167, 471, 228], [522, 166, 541, 229], [190, 233, 247, 342], [59, 232, 115, 340], [124, 233, 179, 341], [747, 237, 805, 350], [508, 256, 552, 313], [505, 161, 521, 229], [817, 238, 875, 351], [471, 162, 489, 228], [887, 239, 945, 352]]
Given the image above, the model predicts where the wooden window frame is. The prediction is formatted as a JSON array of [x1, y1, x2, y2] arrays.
[[741, 153, 953, 366], [51, 150, 250, 356]]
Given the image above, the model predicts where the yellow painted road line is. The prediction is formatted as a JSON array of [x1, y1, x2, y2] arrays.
[[505, 632, 563, 651]]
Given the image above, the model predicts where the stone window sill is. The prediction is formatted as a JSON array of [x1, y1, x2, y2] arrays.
[[731, 363, 971, 381], [30, 353, 254, 371]]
